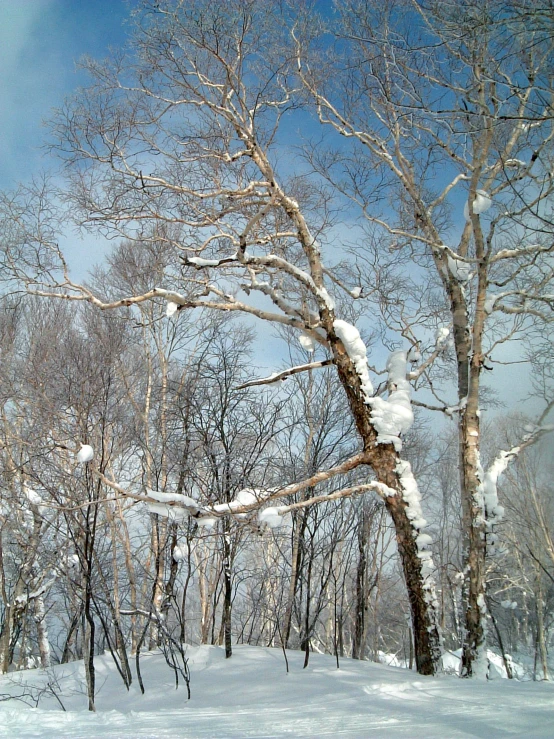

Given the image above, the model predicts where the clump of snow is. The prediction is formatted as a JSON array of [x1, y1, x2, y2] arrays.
[[258, 507, 291, 530], [173, 545, 188, 562], [407, 347, 421, 363], [234, 489, 260, 507], [464, 190, 492, 220], [368, 351, 413, 451], [23, 484, 42, 507], [447, 255, 472, 282], [213, 488, 270, 517], [196, 516, 217, 530], [299, 333, 315, 352], [480, 449, 514, 553], [76, 445, 94, 464], [333, 319, 374, 401], [395, 460, 428, 533], [435, 326, 450, 345], [501, 600, 518, 610], [147, 490, 199, 522], [351, 286, 362, 299], [484, 294, 498, 314], [505, 158, 526, 169], [230, 489, 263, 518], [166, 301, 179, 317], [416, 533, 433, 550], [23, 484, 46, 518], [188, 257, 222, 267], [316, 286, 335, 311], [148, 501, 185, 520]]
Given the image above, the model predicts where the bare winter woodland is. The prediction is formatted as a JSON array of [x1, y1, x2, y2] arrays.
[[0, 0, 553, 712]]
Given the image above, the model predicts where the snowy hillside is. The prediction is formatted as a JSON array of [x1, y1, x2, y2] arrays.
[[0, 646, 552, 738]]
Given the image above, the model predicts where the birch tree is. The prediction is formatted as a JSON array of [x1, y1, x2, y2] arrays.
[[294, 0, 554, 676], [3, 0, 553, 676], [0, 0, 437, 676]]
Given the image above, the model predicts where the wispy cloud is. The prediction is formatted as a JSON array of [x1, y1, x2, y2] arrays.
[[0, 0, 63, 187], [0, 0, 129, 189]]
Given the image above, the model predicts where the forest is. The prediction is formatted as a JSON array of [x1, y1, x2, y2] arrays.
[[0, 0, 553, 714]]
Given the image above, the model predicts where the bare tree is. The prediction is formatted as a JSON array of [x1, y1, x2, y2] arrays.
[[0, 0, 442, 674], [292, 0, 554, 676], [4, 0, 553, 678]]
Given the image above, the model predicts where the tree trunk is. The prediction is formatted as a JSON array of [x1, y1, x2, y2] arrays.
[[459, 359, 487, 678], [328, 320, 443, 675], [352, 509, 369, 660], [385, 493, 442, 675], [283, 508, 307, 648], [222, 524, 233, 659], [535, 576, 549, 681], [34, 595, 51, 669], [84, 589, 96, 712]]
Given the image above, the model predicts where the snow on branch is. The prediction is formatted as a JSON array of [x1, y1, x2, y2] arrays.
[[31, 282, 311, 332], [13, 577, 56, 608], [368, 351, 414, 451], [492, 302, 554, 322], [407, 327, 451, 381], [333, 320, 437, 450], [395, 459, 442, 631], [333, 319, 374, 400], [412, 398, 467, 417], [491, 243, 553, 263], [428, 173, 470, 211], [484, 289, 554, 320], [146, 490, 204, 521], [96, 454, 371, 523], [235, 359, 333, 390], [481, 416, 554, 555], [186, 255, 237, 268], [275, 481, 395, 514]]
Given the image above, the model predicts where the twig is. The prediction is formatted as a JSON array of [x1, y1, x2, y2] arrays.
[[236, 359, 333, 389]]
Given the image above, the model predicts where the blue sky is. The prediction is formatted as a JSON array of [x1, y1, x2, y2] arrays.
[[0, 0, 129, 190], [0, 1, 544, 413]]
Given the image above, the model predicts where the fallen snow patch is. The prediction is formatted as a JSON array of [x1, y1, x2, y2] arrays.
[[0, 645, 547, 738]]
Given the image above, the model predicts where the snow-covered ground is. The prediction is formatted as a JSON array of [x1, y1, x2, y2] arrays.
[[0, 645, 552, 738]]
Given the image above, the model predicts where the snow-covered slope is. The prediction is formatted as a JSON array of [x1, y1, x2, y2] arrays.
[[0, 645, 552, 738]]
